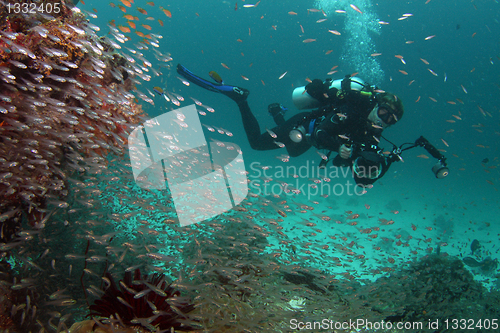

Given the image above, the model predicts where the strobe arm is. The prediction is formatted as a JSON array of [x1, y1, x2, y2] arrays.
[[414, 136, 449, 178], [415, 136, 445, 162]]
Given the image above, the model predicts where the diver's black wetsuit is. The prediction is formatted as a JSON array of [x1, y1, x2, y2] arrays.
[[235, 89, 393, 186], [236, 100, 311, 157], [235, 86, 381, 158], [176, 64, 393, 186]]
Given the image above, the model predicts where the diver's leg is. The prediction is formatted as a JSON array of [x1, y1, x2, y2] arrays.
[[177, 64, 311, 155], [273, 113, 313, 157], [177, 64, 249, 103], [237, 100, 276, 150], [268, 103, 286, 126], [238, 102, 311, 156]]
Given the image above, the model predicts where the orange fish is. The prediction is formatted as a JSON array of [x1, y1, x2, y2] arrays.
[[141, 24, 152, 30], [118, 25, 131, 33], [118, 5, 127, 12], [120, 0, 131, 7], [277, 210, 287, 217], [146, 1, 154, 6], [127, 21, 136, 29], [162, 8, 172, 18], [288, 11, 297, 15], [123, 14, 134, 20], [399, 70, 408, 75], [137, 7, 147, 15], [158, 19, 164, 26], [221, 63, 230, 69]]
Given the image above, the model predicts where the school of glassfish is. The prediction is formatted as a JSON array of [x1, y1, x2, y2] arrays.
[[0, 0, 499, 331]]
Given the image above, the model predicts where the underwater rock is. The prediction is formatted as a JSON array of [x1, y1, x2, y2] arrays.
[[463, 256, 499, 273]]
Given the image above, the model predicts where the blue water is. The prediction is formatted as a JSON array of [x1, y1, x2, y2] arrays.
[[81, 0, 500, 272]]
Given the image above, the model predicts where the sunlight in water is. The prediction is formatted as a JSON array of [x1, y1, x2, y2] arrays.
[[314, 0, 384, 85]]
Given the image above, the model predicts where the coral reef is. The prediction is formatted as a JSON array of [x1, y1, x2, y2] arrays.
[[89, 268, 196, 331], [69, 319, 151, 333], [0, 0, 145, 243], [0, 262, 14, 331], [0, 0, 148, 327], [345, 254, 500, 326]]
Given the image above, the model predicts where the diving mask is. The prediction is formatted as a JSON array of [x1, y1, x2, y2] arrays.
[[377, 103, 398, 125]]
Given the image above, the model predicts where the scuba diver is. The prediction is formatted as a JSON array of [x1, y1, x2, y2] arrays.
[[176, 64, 448, 187]]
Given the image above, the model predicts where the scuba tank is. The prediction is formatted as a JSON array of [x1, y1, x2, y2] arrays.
[[292, 76, 368, 110]]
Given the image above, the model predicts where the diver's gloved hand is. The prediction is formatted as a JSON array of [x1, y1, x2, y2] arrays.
[[305, 79, 332, 104], [339, 144, 352, 159]]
